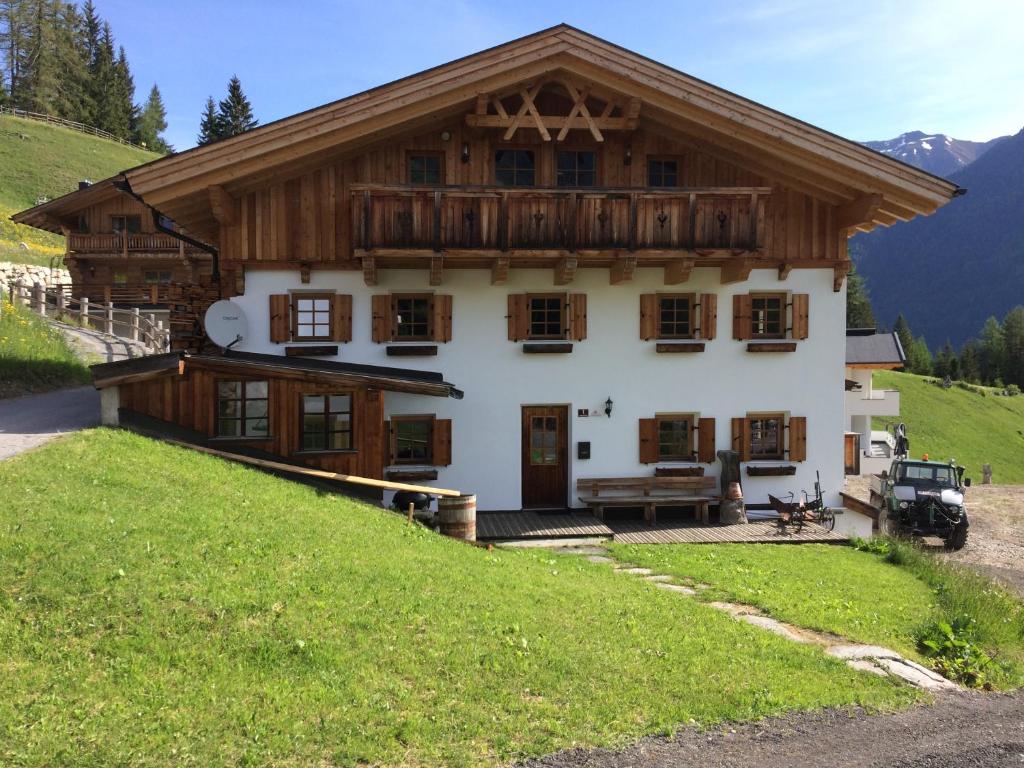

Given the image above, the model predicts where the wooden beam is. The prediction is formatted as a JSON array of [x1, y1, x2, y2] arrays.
[[491, 256, 510, 285], [554, 256, 577, 285], [664, 258, 694, 285], [299, 263, 311, 284], [835, 193, 883, 231], [467, 114, 634, 131], [833, 261, 851, 292], [362, 256, 377, 286], [610, 255, 637, 285], [777, 263, 793, 281], [720, 260, 753, 285], [429, 256, 444, 286], [207, 184, 236, 225]]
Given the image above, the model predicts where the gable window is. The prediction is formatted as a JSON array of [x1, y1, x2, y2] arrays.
[[110, 214, 141, 235], [75, 214, 89, 233], [144, 270, 172, 285], [751, 293, 785, 338], [556, 150, 597, 187], [393, 294, 433, 340], [292, 294, 333, 340], [216, 380, 269, 438], [657, 415, 695, 461], [495, 149, 535, 186], [648, 158, 679, 187], [658, 294, 694, 339], [748, 413, 784, 460], [528, 294, 567, 339], [392, 415, 433, 464], [300, 394, 352, 451], [408, 152, 443, 185]]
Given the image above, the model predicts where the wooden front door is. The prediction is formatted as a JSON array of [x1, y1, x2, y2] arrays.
[[521, 405, 569, 509], [844, 433, 861, 475]]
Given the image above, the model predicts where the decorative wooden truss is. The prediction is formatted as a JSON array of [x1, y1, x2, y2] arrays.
[[465, 76, 641, 142]]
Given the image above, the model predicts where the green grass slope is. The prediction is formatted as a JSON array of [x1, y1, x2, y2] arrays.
[[0, 114, 159, 264], [0, 297, 90, 398], [0, 429, 916, 767], [873, 370, 1024, 484]]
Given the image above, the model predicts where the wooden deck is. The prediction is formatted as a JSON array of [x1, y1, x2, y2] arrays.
[[476, 511, 847, 544]]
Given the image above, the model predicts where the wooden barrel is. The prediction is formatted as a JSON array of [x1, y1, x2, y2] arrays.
[[437, 494, 476, 542]]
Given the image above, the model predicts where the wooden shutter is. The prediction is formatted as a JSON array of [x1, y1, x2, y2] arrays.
[[568, 293, 587, 341], [791, 294, 809, 340], [507, 294, 529, 341], [431, 418, 452, 466], [383, 420, 392, 466], [432, 295, 453, 342], [788, 416, 807, 462], [700, 294, 717, 340], [697, 417, 716, 463], [371, 294, 391, 343], [269, 294, 290, 343], [330, 294, 352, 342], [732, 294, 751, 340], [639, 418, 658, 464], [731, 417, 751, 462], [640, 294, 658, 340]]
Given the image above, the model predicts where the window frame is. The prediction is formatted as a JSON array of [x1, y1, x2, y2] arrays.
[[656, 293, 696, 340], [747, 412, 786, 461], [144, 269, 173, 285], [555, 148, 599, 187], [110, 214, 142, 235], [407, 150, 445, 185], [525, 292, 568, 340], [494, 147, 537, 187], [299, 392, 354, 453], [750, 292, 787, 340], [111, 270, 128, 286], [390, 414, 435, 466], [215, 379, 270, 440], [656, 413, 697, 461], [291, 292, 335, 342], [647, 156, 681, 188], [390, 292, 435, 342]]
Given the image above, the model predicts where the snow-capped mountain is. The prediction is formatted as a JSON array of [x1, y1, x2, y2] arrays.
[[863, 131, 1006, 177]]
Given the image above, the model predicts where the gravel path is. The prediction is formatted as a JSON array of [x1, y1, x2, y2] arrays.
[[0, 386, 100, 459], [524, 691, 1024, 768]]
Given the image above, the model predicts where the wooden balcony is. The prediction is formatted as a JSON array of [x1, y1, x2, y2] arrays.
[[352, 184, 769, 259], [67, 232, 195, 256]]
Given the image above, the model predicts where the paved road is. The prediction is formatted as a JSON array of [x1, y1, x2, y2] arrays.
[[0, 386, 100, 460]]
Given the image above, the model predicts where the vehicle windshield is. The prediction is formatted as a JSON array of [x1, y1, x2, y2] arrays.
[[896, 463, 957, 488]]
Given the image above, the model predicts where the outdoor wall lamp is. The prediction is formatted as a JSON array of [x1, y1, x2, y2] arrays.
[[461, 142, 470, 163], [604, 397, 614, 417], [623, 144, 632, 166]]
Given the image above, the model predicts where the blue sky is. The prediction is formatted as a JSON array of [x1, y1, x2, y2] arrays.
[[99, 0, 1024, 152]]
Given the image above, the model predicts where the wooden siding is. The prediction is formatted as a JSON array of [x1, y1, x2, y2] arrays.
[[118, 367, 386, 477]]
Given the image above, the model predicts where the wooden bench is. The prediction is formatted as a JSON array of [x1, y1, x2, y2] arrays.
[[577, 476, 718, 526]]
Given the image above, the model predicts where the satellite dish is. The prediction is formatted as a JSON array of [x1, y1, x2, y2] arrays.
[[204, 300, 248, 349]]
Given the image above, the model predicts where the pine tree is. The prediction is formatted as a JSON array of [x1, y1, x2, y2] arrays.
[[110, 44, 137, 140], [13, 0, 62, 113], [979, 316, 1005, 385], [906, 336, 932, 376], [893, 313, 913, 357], [1002, 306, 1024, 387], [959, 340, 981, 384], [216, 74, 257, 138], [79, 0, 101, 122], [0, 0, 29, 102], [135, 83, 170, 153], [845, 262, 876, 328], [89, 21, 117, 133], [54, 1, 91, 122], [196, 95, 220, 146]]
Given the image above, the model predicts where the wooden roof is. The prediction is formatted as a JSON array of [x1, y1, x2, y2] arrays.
[[12, 177, 123, 233]]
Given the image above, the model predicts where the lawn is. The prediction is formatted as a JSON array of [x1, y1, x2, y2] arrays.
[[872, 370, 1024, 484], [0, 430, 917, 767], [611, 542, 1024, 687], [0, 297, 90, 397]]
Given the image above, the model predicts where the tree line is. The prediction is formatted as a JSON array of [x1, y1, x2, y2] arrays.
[[0, 0, 170, 151]]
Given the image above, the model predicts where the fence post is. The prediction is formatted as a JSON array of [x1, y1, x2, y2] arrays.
[[32, 283, 45, 315], [81, 296, 89, 329], [56, 289, 65, 317], [14, 279, 25, 307], [105, 302, 114, 335], [131, 306, 140, 342]]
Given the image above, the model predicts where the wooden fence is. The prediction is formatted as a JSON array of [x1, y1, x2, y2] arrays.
[[0, 105, 151, 151]]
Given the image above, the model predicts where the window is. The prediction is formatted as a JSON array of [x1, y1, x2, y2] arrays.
[[111, 271, 128, 286], [408, 153, 443, 185], [300, 394, 352, 451], [495, 149, 535, 186], [528, 294, 566, 339], [658, 294, 694, 339], [392, 294, 433, 340], [292, 294, 333, 340], [216, 380, 269, 438], [748, 414, 784, 460], [657, 415, 694, 461], [75, 214, 89, 233], [556, 150, 596, 187], [529, 415, 559, 465], [144, 270, 172, 285], [110, 214, 141, 235], [648, 158, 679, 187], [751, 294, 785, 338], [392, 416, 433, 464]]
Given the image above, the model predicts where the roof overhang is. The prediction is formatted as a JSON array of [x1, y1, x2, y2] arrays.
[[11, 178, 123, 234]]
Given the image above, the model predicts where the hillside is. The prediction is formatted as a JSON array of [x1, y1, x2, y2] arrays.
[[863, 131, 1005, 177], [854, 126, 1024, 348], [873, 370, 1024, 484], [0, 114, 159, 265]]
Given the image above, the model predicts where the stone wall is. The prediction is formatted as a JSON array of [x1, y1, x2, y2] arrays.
[[0, 262, 71, 295]]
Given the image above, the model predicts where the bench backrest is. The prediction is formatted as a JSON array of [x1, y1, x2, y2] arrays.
[[576, 476, 716, 494]]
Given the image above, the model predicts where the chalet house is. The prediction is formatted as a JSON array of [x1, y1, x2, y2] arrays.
[[13, 26, 958, 513]]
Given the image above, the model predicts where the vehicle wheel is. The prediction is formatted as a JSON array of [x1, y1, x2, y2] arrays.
[[877, 507, 897, 537], [819, 509, 836, 532], [945, 523, 968, 551]]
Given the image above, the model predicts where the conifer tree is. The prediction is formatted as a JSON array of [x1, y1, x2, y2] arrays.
[[978, 316, 1005, 385], [89, 21, 117, 133], [893, 313, 913, 356], [216, 74, 257, 138], [959, 340, 981, 384], [135, 83, 170, 153], [845, 262, 876, 328], [196, 95, 220, 146], [1002, 306, 1024, 387], [110, 44, 138, 140]]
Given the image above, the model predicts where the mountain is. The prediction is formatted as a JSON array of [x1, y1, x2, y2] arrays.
[[863, 131, 1006, 177], [854, 127, 1024, 348]]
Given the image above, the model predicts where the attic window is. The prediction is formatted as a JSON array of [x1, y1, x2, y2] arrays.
[[408, 153, 443, 185], [648, 158, 679, 187], [556, 150, 596, 187], [495, 149, 535, 186], [111, 214, 141, 235]]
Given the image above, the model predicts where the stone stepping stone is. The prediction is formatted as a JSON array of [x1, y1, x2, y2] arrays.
[[738, 614, 810, 644], [826, 644, 958, 690], [644, 574, 674, 582], [617, 567, 654, 575], [585, 555, 614, 564], [654, 582, 696, 595]]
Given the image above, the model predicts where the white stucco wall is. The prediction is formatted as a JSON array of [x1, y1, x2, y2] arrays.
[[231, 266, 846, 511]]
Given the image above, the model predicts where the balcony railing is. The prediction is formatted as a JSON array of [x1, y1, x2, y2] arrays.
[[352, 185, 770, 254], [67, 233, 194, 254]]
